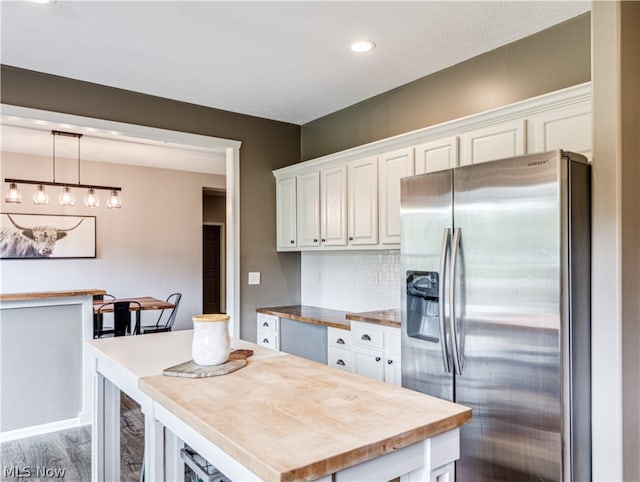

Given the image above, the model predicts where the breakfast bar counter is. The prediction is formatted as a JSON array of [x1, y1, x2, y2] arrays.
[[88, 330, 471, 481]]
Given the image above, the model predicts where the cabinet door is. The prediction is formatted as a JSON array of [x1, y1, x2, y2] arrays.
[[379, 147, 414, 245], [353, 348, 385, 382], [414, 136, 459, 174], [276, 177, 297, 250], [348, 156, 378, 245], [384, 354, 402, 386], [459, 119, 526, 166], [527, 103, 592, 160], [320, 165, 348, 246], [296, 171, 321, 247]]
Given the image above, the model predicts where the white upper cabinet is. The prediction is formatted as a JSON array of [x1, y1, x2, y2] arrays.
[[276, 176, 297, 250], [320, 165, 348, 246], [379, 147, 414, 245], [459, 119, 526, 166], [414, 136, 459, 174], [348, 156, 378, 245], [526, 102, 592, 160], [274, 83, 592, 252], [296, 170, 321, 248]]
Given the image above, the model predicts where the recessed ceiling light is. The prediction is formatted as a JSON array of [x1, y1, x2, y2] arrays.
[[350, 40, 376, 53]]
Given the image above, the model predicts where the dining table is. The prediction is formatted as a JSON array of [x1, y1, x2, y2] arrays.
[[93, 296, 176, 336]]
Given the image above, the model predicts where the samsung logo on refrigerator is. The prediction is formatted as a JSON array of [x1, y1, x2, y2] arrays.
[[527, 160, 549, 167]]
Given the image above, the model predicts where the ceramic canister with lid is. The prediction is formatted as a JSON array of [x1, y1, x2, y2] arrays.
[[191, 314, 230, 366]]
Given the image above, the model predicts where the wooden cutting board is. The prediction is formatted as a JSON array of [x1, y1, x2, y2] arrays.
[[163, 349, 253, 378]]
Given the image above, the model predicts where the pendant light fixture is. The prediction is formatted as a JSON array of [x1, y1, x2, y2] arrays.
[[33, 184, 50, 205], [4, 182, 21, 203], [3, 130, 122, 209]]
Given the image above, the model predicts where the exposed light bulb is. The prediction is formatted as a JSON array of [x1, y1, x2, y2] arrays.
[[84, 188, 100, 208], [58, 186, 75, 206], [33, 184, 50, 205], [4, 183, 22, 204], [106, 190, 122, 209]]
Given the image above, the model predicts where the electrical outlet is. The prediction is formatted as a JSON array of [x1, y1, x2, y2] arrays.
[[248, 272, 261, 285]]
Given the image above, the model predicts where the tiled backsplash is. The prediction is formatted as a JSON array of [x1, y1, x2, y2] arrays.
[[301, 250, 401, 312]]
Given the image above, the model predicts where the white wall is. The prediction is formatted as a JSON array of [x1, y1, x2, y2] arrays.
[[0, 152, 225, 331], [301, 250, 401, 312]]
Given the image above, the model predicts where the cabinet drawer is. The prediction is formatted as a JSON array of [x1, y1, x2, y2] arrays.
[[351, 323, 384, 350], [257, 313, 279, 334], [386, 329, 401, 353], [257, 331, 279, 350], [327, 347, 353, 372], [327, 327, 351, 350]]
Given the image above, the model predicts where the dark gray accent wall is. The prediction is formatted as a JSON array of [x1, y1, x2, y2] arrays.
[[0, 65, 301, 342], [301, 14, 591, 160]]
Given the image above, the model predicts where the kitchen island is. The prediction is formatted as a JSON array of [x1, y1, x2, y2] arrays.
[[88, 330, 470, 481]]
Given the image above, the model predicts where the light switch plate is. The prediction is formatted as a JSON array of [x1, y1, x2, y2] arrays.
[[248, 272, 261, 285]]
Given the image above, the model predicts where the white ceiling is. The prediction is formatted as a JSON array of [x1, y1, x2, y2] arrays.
[[0, 1, 590, 172], [1, 0, 590, 126]]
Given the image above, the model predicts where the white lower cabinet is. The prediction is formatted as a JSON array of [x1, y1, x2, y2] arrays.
[[256, 313, 280, 350], [327, 327, 353, 372], [350, 321, 401, 386]]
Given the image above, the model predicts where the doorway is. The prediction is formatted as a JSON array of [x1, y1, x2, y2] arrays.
[[203, 224, 224, 313]]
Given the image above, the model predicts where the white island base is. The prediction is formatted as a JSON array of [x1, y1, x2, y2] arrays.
[[88, 330, 470, 482]]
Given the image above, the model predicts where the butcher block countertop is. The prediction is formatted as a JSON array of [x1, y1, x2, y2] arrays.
[[346, 308, 401, 328], [0, 288, 106, 302], [139, 345, 471, 482], [257, 305, 401, 329], [257, 305, 351, 330]]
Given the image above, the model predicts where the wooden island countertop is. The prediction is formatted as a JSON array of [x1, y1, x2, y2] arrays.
[[89, 330, 470, 482], [0, 288, 106, 302], [134, 334, 470, 482]]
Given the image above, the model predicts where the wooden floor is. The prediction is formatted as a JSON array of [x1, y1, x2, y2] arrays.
[[0, 393, 144, 481]]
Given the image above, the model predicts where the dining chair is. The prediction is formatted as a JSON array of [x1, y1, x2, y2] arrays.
[[94, 300, 142, 338], [140, 292, 182, 334], [93, 293, 116, 337]]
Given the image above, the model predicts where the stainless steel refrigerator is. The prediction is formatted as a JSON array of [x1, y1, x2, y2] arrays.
[[400, 150, 591, 482]]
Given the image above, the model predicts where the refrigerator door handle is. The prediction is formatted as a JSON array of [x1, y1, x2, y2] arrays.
[[449, 226, 463, 375], [439, 228, 451, 373]]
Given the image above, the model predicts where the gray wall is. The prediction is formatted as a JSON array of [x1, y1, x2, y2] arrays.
[[0, 65, 302, 342], [301, 14, 591, 160]]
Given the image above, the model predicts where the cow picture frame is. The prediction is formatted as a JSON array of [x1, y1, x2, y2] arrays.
[[0, 213, 96, 259]]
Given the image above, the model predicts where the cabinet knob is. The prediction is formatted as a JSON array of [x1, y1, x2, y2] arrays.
[[361, 334, 371, 341], [375, 356, 381, 362], [387, 359, 393, 365], [313, 238, 318, 243], [337, 359, 345, 366], [321, 238, 326, 243], [349, 237, 354, 241], [337, 338, 345, 344], [290, 240, 295, 244]]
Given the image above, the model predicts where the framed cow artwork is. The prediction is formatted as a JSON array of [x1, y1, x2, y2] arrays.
[[0, 213, 96, 259]]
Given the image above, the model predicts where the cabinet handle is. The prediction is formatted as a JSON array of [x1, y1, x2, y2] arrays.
[[349, 237, 354, 241], [262, 322, 269, 327], [361, 334, 371, 341], [263, 338, 269, 343], [387, 359, 393, 365], [290, 240, 295, 244], [375, 356, 381, 362], [337, 359, 345, 366], [336, 338, 345, 344], [321, 238, 326, 243], [313, 238, 318, 243]]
